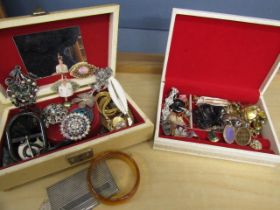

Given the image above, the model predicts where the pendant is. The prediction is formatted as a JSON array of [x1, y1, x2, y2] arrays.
[[223, 125, 235, 144], [235, 127, 251, 146]]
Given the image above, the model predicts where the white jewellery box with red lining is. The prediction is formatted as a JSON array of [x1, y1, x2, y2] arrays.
[[0, 4, 153, 190], [154, 8, 280, 166]]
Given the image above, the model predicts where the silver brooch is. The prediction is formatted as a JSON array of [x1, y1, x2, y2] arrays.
[[60, 113, 91, 141], [42, 104, 68, 127], [91, 67, 113, 92], [5, 65, 38, 108], [161, 87, 179, 121]]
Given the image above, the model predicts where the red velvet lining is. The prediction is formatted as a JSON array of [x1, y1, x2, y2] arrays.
[[159, 131, 274, 154], [0, 91, 145, 170], [166, 15, 280, 103], [159, 87, 275, 154], [0, 14, 110, 87]]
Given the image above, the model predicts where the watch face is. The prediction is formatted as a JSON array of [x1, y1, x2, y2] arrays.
[[112, 116, 127, 130], [223, 125, 235, 144], [235, 127, 251, 146]]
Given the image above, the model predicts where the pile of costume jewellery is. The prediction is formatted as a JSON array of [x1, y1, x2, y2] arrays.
[[2, 63, 134, 166], [161, 87, 268, 151]]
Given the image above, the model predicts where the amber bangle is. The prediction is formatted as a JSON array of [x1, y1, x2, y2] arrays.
[[87, 151, 140, 205]]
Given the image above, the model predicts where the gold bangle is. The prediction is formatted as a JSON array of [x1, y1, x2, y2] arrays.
[[87, 151, 140, 205]]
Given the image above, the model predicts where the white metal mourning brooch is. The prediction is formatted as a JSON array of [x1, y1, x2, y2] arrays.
[[42, 104, 68, 127], [91, 67, 113, 92], [5, 65, 38, 108]]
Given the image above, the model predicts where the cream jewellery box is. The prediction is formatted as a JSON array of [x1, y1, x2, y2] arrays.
[[0, 4, 153, 190], [154, 8, 280, 166]]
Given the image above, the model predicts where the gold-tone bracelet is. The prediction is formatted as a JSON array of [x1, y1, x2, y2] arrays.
[[87, 151, 140, 205], [99, 97, 119, 118], [95, 91, 111, 102], [95, 91, 133, 131], [96, 92, 119, 117]]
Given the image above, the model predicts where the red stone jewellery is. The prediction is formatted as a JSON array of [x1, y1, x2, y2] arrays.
[[161, 87, 267, 151]]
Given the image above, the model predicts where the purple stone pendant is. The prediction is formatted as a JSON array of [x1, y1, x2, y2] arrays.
[[223, 125, 235, 144]]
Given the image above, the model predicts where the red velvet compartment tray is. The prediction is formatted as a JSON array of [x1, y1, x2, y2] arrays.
[[154, 8, 280, 166], [158, 86, 274, 154], [0, 89, 145, 170]]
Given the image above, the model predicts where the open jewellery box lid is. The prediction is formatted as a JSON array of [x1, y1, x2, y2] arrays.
[[162, 8, 280, 104], [0, 4, 119, 105]]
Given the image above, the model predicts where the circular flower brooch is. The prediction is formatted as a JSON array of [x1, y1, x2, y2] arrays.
[[60, 112, 91, 141]]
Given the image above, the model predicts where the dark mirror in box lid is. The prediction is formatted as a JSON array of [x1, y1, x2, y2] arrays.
[[0, 4, 119, 104]]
